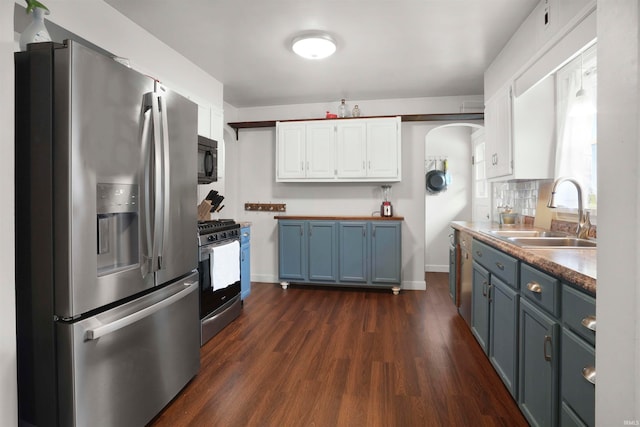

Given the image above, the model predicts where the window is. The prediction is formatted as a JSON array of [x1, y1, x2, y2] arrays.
[[554, 44, 597, 211]]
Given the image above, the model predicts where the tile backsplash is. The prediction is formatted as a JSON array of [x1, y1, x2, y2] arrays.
[[493, 180, 551, 219]]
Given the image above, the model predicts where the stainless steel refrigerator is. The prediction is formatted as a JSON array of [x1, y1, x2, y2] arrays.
[[15, 40, 200, 427]]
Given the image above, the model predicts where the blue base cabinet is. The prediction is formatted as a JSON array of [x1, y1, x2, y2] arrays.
[[308, 221, 338, 282], [278, 219, 401, 292], [489, 276, 519, 398], [466, 236, 596, 427], [471, 239, 520, 399], [278, 221, 307, 281], [471, 261, 490, 353], [338, 222, 368, 283], [519, 298, 559, 427], [240, 225, 251, 300]]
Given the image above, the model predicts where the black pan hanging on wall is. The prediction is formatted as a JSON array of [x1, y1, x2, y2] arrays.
[[426, 159, 448, 194]]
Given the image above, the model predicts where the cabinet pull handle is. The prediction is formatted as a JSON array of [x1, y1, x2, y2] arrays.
[[475, 250, 482, 257], [581, 315, 596, 332], [301, 161, 304, 171], [482, 280, 488, 297], [487, 284, 492, 302], [581, 366, 596, 385], [495, 262, 504, 270], [543, 335, 552, 362], [527, 281, 542, 294]]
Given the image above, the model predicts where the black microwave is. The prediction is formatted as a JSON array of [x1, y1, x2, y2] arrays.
[[197, 136, 217, 184]]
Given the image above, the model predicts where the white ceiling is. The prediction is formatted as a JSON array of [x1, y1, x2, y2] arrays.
[[105, 0, 538, 108]]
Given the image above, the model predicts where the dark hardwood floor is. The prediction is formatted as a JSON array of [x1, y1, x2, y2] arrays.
[[149, 273, 528, 426]]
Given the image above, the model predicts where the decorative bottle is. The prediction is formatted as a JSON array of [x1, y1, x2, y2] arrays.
[[338, 99, 347, 118], [352, 104, 360, 117], [20, 7, 52, 51]]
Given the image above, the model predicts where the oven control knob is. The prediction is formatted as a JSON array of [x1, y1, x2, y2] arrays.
[[221, 232, 227, 238], [207, 235, 215, 241]]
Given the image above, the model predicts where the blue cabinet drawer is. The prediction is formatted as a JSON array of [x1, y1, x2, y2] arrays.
[[521, 263, 560, 317], [472, 239, 518, 288], [562, 285, 595, 346], [561, 329, 595, 427]]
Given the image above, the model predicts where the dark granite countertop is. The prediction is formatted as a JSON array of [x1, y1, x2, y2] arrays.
[[451, 221, 596, 295]]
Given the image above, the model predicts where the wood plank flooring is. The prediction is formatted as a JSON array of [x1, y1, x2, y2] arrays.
[[148, 273, 528, 426]]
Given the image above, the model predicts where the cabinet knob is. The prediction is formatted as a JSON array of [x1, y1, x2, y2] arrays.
[[527, 281, 542, 294], [581, 315, 596, 332], [581, 366, 596, 385], [495, 262, 504, 270]]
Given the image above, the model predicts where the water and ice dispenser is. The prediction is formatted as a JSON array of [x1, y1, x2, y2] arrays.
[[96, 183, 139, 276]]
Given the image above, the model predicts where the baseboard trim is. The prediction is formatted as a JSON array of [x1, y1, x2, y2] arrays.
[[402, 280, 427, 291], [425, 264, 449, 273]]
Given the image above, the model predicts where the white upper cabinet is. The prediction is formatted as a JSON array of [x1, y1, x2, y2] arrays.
[[277, 122, 306, 179], [485, 86, 513, 179], [305, 122, 336, 178], [367, 118, 400, 178], [336, 121, 367, 178], [484, 79, 557, 181], [197, 105, 212, 138], [276, 117, 401, 183]]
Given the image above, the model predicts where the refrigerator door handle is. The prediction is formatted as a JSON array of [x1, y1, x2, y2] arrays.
[[150, 94, 163, 272], [157, 94, 171, 270], [140, 95, 154, 277], [85, 280, 198, 340]]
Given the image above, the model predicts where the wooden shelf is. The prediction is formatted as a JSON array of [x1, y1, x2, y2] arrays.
[[227, 113, 483, 140]]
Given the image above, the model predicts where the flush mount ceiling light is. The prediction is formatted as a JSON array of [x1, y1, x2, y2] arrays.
[[291, 32, 336, 60]]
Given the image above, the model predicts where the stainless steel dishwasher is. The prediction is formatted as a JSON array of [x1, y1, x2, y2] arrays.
[[458, 230, 473, 327]]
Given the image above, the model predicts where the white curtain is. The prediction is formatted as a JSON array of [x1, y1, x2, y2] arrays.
[[554, 51, 597, 209]]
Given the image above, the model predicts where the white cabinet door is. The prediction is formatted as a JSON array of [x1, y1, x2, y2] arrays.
[[277, 122, 306, 179], [306, 122, 336, 178], [276, 117, 401, 182], [366, 117, 400, 179], [336, 121, 367, 178], [197, 105, 211, 138], [485, 87, 513, 179]]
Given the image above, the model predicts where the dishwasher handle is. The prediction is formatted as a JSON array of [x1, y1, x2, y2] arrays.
[[85, 281, 198, 340]]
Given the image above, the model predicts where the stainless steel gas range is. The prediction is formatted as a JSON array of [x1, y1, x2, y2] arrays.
[[198, 219, 242, 345]]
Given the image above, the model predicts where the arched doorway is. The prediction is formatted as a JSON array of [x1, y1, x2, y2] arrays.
[[424, 123, 484, 273]]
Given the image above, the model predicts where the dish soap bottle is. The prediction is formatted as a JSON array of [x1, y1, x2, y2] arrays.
[[338, 99, 347, 118]]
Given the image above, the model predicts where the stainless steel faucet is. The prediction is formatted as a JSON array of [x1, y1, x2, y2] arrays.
[[547, 177, 591, 239]]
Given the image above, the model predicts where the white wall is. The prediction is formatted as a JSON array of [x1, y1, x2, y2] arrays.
[[1, 1, 17, 424], [227, 96, 483, 290], [6, 1, 224, 425], [596, 1, 640, 423], [485, 0, 595, 99], [424, 125, 474, 272]]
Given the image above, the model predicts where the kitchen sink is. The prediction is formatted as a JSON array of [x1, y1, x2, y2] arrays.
[[506, 237, 597, 248], [485, 230, 569, 238], [482, 229, 596, 248]]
